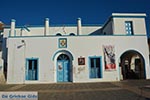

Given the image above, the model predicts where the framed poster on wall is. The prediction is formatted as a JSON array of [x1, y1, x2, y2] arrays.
[[103, 45, 116, 70]]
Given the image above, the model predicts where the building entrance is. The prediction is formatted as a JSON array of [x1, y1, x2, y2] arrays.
[[57, 54, 70, 82], [120, 50, 145, 80]]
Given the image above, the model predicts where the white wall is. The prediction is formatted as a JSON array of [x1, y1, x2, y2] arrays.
[[82, 26, 102, 35], [4, 26, 102, 37], [113, 18, 147, 35], [49, 26, 77, 35], [7, 36, 150, 84]]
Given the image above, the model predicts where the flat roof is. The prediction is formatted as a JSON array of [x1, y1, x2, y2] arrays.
[[112, 13, 146, 17]]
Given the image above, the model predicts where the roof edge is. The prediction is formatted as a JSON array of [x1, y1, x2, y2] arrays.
[[112, 13, 146, 17]]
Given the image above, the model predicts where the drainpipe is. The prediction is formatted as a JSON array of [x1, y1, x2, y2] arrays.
[[44, 18, 49, 36], [77, 18, 82, 35], [10, 19, 16, 36]]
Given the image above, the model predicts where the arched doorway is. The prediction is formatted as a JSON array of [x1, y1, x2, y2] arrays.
[[53, 50, 73, 82], [57, 54, 70, 82], [120, 50, 145, 80]]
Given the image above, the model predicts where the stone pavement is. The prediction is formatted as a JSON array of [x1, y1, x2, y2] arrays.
[[0, 80, 150, 100]]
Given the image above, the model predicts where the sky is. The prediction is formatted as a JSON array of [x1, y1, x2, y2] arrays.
[[0, 0, 150, 34]]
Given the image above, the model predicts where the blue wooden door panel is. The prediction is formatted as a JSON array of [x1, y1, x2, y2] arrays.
[[94, 59, 97, 78], [32, 70, 36, 80], [57, 61, 63, 82], [90, 68, 95, 78], [28, 70, 36, 80], [28, 70, 32, 80], [64, 60, 69, 82], [95, 68, 100, 78], [57, 60, 70, 82]]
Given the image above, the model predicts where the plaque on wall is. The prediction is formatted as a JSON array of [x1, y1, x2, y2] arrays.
[[59, 38, 67, 48], [78, 57, 85, 65]]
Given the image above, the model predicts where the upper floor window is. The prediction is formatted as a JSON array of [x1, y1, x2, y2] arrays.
[[125, 21, 134, 35]]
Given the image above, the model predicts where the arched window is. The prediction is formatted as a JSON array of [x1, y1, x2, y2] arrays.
[[56, 33, 62, 36], [69, 33, 75, 36], [57, 54, 69, 60]]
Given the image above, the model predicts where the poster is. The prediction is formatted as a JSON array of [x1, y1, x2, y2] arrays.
[[103, 45, 116, 70]]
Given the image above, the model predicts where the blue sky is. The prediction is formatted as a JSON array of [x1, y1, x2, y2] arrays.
[[0, 0, 150, 33]]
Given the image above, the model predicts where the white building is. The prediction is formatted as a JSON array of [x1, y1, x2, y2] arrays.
[[0, 13, 150, 84]]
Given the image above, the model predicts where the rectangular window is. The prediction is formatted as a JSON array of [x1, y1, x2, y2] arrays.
[[26, 58, 38, 80], [89, 57, 102, 78], [125, 21, 134, 35]]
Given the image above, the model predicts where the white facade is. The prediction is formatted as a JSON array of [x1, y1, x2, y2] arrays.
[[1, 13, 150, 84]]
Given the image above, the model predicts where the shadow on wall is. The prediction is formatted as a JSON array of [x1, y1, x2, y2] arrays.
[[0, 35, 3, 51], [89, 29, 103, 35], [0, 22, 4, 33], [2, 37, 8, 80]]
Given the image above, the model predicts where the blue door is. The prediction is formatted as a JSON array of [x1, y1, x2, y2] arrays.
[[63, 60, 70, 82], [89, 57, 102, 78], [57, 54, 70, 82], [26, 59, 38, 80]]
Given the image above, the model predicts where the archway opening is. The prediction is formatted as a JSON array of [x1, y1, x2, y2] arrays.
[[120, 50, 145, 80]]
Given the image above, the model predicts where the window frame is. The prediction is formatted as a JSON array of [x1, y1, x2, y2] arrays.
[[125, 21, 134, 35], [26, 58, 39, 81]]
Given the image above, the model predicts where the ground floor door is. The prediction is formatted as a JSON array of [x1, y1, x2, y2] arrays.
[[26, 58, 38, 80], [89, 57, 102, 78], [57, 54, 70, 82]]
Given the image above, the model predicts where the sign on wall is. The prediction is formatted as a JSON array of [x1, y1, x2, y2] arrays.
[[78, 57, 85, 65], [103, 45, 116, 70]]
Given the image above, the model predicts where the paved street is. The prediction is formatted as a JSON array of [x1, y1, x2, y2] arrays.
[[0, 80, 150, 100]]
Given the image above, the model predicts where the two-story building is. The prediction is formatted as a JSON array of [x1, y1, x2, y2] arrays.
[[1, 13, 150, 84]]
